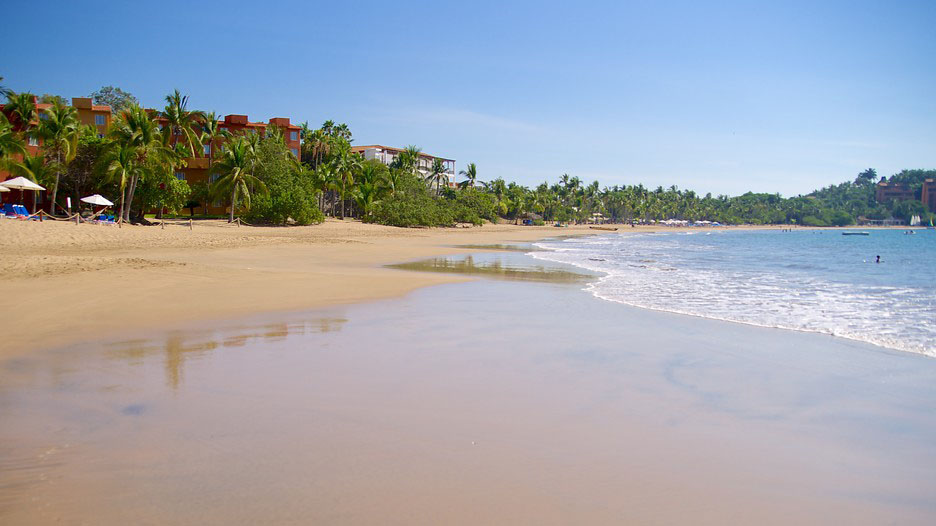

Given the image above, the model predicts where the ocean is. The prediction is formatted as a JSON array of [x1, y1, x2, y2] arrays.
[[532, 228, 936, 357]]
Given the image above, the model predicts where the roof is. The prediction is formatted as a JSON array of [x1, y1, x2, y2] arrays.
[[351, 144, 454, 162]]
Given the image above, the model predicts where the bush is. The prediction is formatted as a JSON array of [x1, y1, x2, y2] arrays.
[[245, 141, 324, 225], [367, 173, 452, 227], [448, 187, 498, 225], [800, 215, 828, 227]]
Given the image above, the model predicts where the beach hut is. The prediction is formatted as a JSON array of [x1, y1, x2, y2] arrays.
[[0, 177, 46, 213]]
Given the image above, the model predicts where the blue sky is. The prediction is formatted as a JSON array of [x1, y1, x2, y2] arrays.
[[3, 0, 934, 196]]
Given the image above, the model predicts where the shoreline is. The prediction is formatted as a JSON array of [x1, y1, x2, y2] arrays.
[[0, 219, 889, 361]]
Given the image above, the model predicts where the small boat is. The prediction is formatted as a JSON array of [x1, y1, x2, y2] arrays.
[[589, 226, 618, 232], [842, 231, 870, 236]]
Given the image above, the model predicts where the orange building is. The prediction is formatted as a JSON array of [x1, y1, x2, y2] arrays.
[[921, 179, 936, 213], [160, 113, 301, 215], [1, 96, 111, 210], [875, 178, 915, 203]]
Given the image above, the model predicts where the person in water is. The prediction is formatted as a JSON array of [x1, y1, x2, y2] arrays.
[[876, 255, 881, 263]]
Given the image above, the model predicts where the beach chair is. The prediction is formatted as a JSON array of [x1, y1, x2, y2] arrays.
[[2, 204, 19, 218], [15, 205, 38, 220]]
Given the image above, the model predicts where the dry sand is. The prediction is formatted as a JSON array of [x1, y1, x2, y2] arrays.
[[0, 218, 609, 358]]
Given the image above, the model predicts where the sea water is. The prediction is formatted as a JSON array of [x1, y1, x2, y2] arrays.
[[532, 229, 936, 357]]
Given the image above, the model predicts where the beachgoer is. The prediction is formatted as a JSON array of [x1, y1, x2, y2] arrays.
[[876, 255, 880, 263]]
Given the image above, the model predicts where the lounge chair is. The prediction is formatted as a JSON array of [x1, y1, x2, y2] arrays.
[[15, 205, 38, 220]]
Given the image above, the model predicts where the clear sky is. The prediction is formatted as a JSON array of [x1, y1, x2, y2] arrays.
[[3, 0, 934, 196]]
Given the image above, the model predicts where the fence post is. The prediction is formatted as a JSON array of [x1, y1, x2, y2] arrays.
[[189, 218, 193, 231], [161, 220, 165, 230]]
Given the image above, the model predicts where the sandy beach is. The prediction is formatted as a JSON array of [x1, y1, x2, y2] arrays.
[[3, 219, 935, 525], [0, 218, 612, 359]]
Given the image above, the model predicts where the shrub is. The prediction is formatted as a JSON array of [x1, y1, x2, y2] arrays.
[[245, 141, 324, 225], [367, 173, 453, 227]]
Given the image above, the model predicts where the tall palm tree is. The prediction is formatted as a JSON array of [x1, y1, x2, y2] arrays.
[[36, 101, 80, 213], [4, 92, 37, 135], [0, 113, 26, 161], [98, 142, 139, 221], [0, 76, 10, 99], [330, 143, 360, 219], [199, 111, 229, 213], [353, 160, 388, 218], [161, 90, 204, 157], [426, 158, 448, 195], [108, 105, 175, 221], [210, 136, 267, 223], [458, 162, 478, 189]]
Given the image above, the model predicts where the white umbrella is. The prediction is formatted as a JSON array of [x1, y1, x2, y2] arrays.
[[0, 186, 9, 192], [0, 177, 46, 191], [80, 194, 114, 206]]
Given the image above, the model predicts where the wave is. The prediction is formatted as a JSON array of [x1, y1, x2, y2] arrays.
[[529, 233, 936, 358]]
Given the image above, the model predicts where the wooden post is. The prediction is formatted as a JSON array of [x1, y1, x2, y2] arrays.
[[189, 218, 193, 231], [161, 220, 165, 230]]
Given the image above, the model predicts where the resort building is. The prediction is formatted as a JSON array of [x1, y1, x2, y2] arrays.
[[875, 178, 915, 203], [921, 179, 936, 213], [351, 145, 456, 187], [1, 96, 112, 209], [157, 114, 302, 215]]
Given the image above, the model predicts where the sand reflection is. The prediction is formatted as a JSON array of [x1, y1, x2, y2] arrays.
[[105, 317, 347, 389], [388, 254, 590, 283]]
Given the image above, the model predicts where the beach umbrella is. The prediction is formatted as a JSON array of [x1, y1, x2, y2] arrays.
[[0, 186, 9, 192], [80, 194, 114, 207], [1, 177, 46, 209]]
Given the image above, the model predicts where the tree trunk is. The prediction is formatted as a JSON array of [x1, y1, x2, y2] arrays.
[[124, 175, 138, 222], [49, 151, 63, 214], [229, 186, 236, 223]]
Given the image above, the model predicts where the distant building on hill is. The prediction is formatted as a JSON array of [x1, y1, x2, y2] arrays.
[[351, 145, 456, 187], [875, 178, 914, 203], [154, 113, 301, 215]]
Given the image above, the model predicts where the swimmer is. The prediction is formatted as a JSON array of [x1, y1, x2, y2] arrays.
[[876, 255, 880, 263]]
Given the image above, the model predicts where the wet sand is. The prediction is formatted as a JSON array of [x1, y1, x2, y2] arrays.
[[2, 251, 935, 525]]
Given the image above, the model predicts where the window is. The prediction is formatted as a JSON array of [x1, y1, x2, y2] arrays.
[[28, 136, 39, 146], [290, 131, 298, 141], [203, 144, 211, 156], [95, 114, 106, 126], [175, 172, 186, 181], [98, 134, 105, 139], [290, 148, 299, 157], [39, 112, 49, 121], [210, 174, 220, 183]]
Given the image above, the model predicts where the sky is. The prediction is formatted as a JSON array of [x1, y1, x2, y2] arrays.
[[3, 0, 934, 196]]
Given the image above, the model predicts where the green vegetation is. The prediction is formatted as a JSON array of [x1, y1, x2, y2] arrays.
[[2, 79, 933, 227]]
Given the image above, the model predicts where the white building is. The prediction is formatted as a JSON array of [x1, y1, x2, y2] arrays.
[[351, 145, 456, 187]]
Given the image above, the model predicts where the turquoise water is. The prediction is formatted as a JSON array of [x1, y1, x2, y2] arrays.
[[532, 229, 936, 356]]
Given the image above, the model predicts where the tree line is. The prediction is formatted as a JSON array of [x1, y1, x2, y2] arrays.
[[1, 79, 933, 227]]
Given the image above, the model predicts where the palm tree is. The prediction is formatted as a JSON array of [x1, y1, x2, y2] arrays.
[[199, 112, 229, 213], [353, 160, 388, 218], [108, 105, 175, 221], [458, 162, 478, 189], [210, 135, 267, 223], [160, 90, 204, 157], [330, 143, 360, 219], [98, 142, 139, 221], [36, 101, 80, 213], [392, 145, 422, 176], [0, 113, 26, 161], [426, 158, 448, 195], [4, 92, 37, 135], [0, 76, 11, 99]]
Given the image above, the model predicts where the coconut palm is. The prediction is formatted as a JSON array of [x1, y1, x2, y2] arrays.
[[392, 145, 422, 176], [458, 162, 478, 189], [199, 112, 229, 212], [108, 105, 175, 221], [0, 113, 26, 161], [425, 158, 448, 195], [161, 90, 204, 157], [0, 76, 10, 98], [330, 143, 360, 219], [36, 101, 80, 213], [210, 135, 267, 223], [353, 160, 389, 218], [98, 142, 139, 221], [4, 92, 37, 135]]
